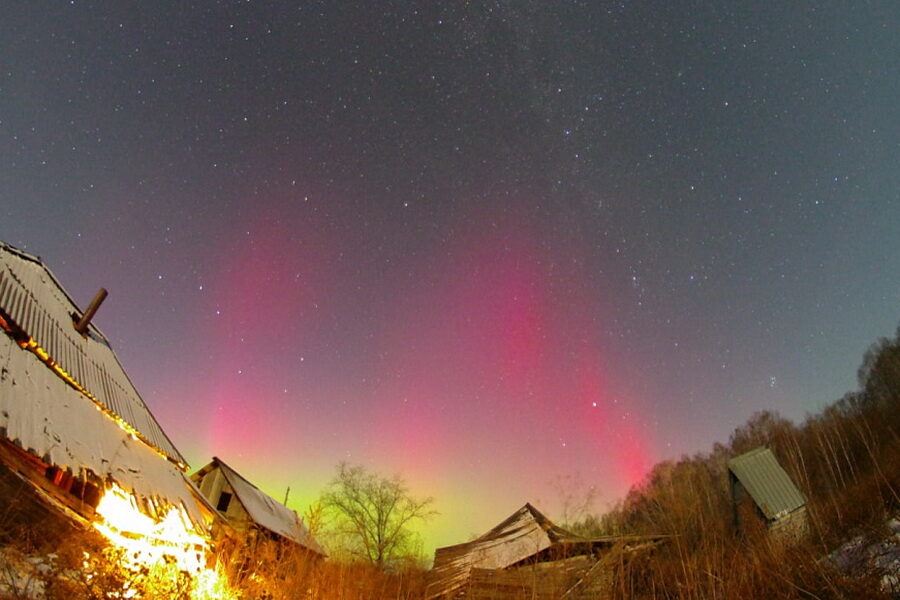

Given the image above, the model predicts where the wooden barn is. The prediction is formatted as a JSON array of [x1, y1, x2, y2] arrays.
[[0, 241, 215, 543], [191, 457, 325, 559], [425, 503, 661, 600], [728, 446, 808, 539]]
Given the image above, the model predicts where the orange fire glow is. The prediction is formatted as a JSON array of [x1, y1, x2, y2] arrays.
[[93, 483, 236, 599], [19, 334, 184, 468]]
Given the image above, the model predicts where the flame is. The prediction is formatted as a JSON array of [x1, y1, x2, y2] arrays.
[[93, 482, 236, 599]]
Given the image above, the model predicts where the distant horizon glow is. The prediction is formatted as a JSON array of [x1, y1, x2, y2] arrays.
[[2, 1, 898, 554]]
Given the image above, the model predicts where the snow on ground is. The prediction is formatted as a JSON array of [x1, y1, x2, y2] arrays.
[[827, 518, 900, 597], [0, 546, 49, 599]]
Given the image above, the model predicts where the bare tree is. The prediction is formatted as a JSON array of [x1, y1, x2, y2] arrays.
[[320, 463, 436, 569]]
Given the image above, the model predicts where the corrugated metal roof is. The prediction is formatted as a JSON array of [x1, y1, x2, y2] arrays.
[[210, 458, 325, 556], [0, 331, 210, 526], [426, 503, 589, 600], [0, 242, 185, 465], [728, 447, 806, 521], [426, 504, 666, 599]]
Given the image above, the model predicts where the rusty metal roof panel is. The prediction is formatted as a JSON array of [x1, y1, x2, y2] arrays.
[[0, 242, 186, 465], [728, 447, 806, 521]]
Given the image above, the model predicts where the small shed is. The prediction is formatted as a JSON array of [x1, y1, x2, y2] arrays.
[[191, 457, 325, 559], [425, 503, 661, 600], [0, 241, 213, 540], [728, 447, 807, 539]]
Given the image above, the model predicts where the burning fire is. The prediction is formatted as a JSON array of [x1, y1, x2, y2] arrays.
[[93, 483, 236, 599]]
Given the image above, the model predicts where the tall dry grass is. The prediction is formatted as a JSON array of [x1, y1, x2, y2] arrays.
[[222, 539, 426, 600], [2, 327, 898, 599], [0, 525, 427, 600], [572, 326, 900, 598]]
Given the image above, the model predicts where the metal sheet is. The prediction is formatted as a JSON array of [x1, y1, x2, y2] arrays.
[[0, 242, 186, 465], [426, 504, 588, 600], [0, 332, 206, 526], [728, 447, 806, 521], [194, 458, 325, 556]]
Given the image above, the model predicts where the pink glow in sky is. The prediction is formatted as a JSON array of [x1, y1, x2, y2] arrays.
[[7, 1, 898, 558], [147, 205, 656, 550]]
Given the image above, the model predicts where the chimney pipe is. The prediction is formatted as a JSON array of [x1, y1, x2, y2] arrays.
[[74, 288, 108, 335]]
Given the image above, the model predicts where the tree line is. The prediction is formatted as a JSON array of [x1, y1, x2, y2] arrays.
[[306, 324, 900, 596], [563, 325, 900, 597]]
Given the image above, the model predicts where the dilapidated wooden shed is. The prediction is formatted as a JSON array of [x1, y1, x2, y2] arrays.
[[0, 241, 214, 540], [425, 503, 661, 600], [728, 446, 808, 539], [191, 457, 325, 558]]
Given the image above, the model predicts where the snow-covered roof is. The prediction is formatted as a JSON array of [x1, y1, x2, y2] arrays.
[[728, 447, 806, 521], [0, 242, 185, 465], [0, 241, 209, 525], [206, 457, 325, 556], [0, 310, 210, 525]]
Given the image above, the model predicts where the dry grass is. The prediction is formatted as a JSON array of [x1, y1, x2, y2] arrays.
[[2, 327, 898, 599], [568, 327, 900, 599], [222, 540, 426, 600], [0, 527, 427, 600]]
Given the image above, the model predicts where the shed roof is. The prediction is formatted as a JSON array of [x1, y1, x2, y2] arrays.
[[0, 242, 185, 465], [426, 503, 604, 600], [202, 457, 325, 556], [728, 447, 806, 521]]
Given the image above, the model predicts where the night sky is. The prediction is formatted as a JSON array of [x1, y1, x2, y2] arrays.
[[2, 2, 898, 551]]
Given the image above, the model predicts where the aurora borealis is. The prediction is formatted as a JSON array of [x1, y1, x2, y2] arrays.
[[1, 2, 898, 551]]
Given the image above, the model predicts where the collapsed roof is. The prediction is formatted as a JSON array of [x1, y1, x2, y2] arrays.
[[728, 446, 806, 521], [196, 457, 325, 556], [0, 241, 205, 523], [426, 503, 637, 600]]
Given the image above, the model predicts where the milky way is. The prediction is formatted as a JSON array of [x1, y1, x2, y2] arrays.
[[1, 2, 898, 550]]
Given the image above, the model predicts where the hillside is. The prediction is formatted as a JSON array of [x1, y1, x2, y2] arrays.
[[563, 326, 900, 598]]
